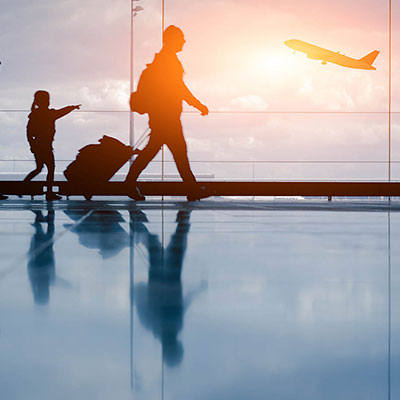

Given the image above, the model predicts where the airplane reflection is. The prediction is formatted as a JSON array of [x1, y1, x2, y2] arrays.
[[131, 209, 207, 368]]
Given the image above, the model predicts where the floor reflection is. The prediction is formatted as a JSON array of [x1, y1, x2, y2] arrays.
[[64, 206, 130, 259], [27, 206, 56, 305], [63, 205, 206, 368], [3, 202, 396, 399], [63, 205, 208, 367], [27, 205, 74, 305], [131, 209, 207, 368]]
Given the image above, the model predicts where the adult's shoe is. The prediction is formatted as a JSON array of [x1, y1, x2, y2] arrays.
[[128, 186, 145, 201], [186, 185, 208, 202], [0, 194, 8, 200]]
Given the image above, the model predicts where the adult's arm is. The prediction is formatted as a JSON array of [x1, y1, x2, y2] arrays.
[[182, 84, 208, 115]]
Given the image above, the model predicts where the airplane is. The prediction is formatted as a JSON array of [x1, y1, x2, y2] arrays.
[[284, 39, 379, 70]]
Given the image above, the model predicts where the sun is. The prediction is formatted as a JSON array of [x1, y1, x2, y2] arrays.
[[253, 49, 292, 74], [246, 45, 309, 86], [262, 55, 287, 71]]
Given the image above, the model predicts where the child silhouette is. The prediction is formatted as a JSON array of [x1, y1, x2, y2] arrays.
[[24, 90, 80, 200]]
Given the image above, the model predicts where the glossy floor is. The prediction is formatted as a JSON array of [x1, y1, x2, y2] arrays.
[[0, 199, 399, 400]]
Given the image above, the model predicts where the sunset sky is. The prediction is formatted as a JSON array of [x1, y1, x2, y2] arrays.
[[0, 0, 399, 180]]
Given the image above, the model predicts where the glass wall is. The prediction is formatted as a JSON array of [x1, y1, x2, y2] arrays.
[[0, 0, 395, 180]]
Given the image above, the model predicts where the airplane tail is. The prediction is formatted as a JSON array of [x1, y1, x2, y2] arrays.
[[359, 50, 379, 66]]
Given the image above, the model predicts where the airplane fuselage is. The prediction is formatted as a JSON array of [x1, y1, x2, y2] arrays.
[[284, 39, 376, 70]]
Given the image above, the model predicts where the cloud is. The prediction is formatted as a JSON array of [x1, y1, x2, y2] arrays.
[[230, 95, 268, 111]]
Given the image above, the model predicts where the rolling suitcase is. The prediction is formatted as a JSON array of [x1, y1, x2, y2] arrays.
[[64, 135, 134, 199]]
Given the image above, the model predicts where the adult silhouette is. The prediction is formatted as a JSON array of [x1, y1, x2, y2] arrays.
[[126, 25, 209, 201], [27, 207, 56, 305], [132, 209, 207, 367], [23, 90, 81, 200]]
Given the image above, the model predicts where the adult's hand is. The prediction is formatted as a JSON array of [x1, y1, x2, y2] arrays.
[[199, 104, 209, 116]]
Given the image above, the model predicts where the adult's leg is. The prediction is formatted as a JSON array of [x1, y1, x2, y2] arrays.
[[126, 135, 162, 183], [167, 134, 196, 184], [167, 132, 209, 201]]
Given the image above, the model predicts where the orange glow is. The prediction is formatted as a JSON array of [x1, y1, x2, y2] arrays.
[[252, 51, 292, 77]]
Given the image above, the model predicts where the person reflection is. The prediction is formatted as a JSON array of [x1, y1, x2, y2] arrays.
[[132, 209, 207, 368], [27, 206, 55, 305], [64, 207, 131, 259]]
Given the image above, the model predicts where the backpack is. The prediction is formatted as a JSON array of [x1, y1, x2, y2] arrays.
[[130, 62, 158, 115]]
